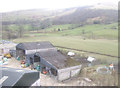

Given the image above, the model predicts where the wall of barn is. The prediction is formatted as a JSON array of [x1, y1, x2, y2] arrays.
[[16, 48, 25, 59], [25, 48, 56, 55], [25, 54, 34, 64], [25, 50, 37, 55], [57, 65, 82, 81]]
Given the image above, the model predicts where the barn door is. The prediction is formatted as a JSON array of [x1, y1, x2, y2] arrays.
[[30, 57, 34, 70], [34, 55, 40, 62], [30, 57, 33, 64]]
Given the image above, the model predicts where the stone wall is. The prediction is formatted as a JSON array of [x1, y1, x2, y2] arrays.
[[57, 65, 82, 81]]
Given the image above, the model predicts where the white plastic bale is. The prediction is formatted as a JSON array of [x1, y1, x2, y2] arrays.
[[87, 56, 95, 63], [67, 52, 75, 56]]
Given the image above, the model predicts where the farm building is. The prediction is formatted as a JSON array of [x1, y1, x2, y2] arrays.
[[16, 41, 56, 61], [16, 41, 82, 81], [34, 51, 82, 81]]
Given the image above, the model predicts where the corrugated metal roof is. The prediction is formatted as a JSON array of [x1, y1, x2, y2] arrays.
[[0, 67, 39, 86], [35, 50, 68, 69], [16, 41, 55, 50]]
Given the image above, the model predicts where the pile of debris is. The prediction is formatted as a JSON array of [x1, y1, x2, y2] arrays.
[[0, 56, 8, 65]]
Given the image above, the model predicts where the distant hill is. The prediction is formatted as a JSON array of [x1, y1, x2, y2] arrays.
[[2, 3, 118, 25], [2, 3, 118, 29], [52, 7, 117, 24]]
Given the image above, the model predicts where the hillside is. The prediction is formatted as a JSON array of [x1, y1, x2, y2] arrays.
[[58, 23, 118, 38], [53, 7, 117, 24], [1, 4, 118, 40], [27, 23, 118, 39], [2, 6, 118, 25]]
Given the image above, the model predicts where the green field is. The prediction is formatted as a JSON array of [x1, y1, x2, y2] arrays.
[[26, 23, 118, 39], [45, 24, 72, 31], [8, 23, 118, 39], [57, 23, 118, 39], [12, 23, 118, 64], [13, 36, 118, 56]]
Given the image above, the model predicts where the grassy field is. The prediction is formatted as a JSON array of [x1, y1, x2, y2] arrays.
[[13, 23, 118, 57], [12, 36, 118, 65], [45, 24, 72, 31], [13, 36, 118, 56], [11, 23, 118, 64], [27, 23, 118, 39], [56, 23, 118, 39]]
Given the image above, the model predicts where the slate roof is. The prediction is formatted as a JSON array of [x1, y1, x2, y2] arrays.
[[16, 41, 55, 50], [35, 50, 68, 69], [0, 67, 39, 86]]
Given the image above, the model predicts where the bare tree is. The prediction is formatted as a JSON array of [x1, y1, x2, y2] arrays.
[[18, 24, 24, 38]]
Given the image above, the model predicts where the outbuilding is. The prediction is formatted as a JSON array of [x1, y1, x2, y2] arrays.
[[33, 50, 82, 81], [16, 41, 82, 81], [16, 41, 56, 61]]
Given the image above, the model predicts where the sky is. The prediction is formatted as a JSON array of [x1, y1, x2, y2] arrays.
[[0, 0, 119, 12]]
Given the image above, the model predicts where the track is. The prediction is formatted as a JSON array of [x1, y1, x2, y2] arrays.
[[55, 46, 119, 58]]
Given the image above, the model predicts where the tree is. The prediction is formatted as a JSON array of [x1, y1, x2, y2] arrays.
[[2, 25, 15, 40], [40, 19, 52, 29], [18, 25, 24, 38]]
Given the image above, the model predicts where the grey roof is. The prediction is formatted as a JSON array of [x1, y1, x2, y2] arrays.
[[0, 67, 39, 86], [36, 50, 68, 69], [16, 41, 55, 50]]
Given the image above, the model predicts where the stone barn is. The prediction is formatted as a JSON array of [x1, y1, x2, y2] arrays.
[[16, 41, 55, 60], [16, 41, 82, 81], [34, 51, 82, 81]]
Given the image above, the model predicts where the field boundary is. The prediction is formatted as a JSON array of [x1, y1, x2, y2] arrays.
[[55, 46, 119, 58]]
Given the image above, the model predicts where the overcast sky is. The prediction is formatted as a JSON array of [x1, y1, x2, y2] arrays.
[[0, 0, 119, 12]]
